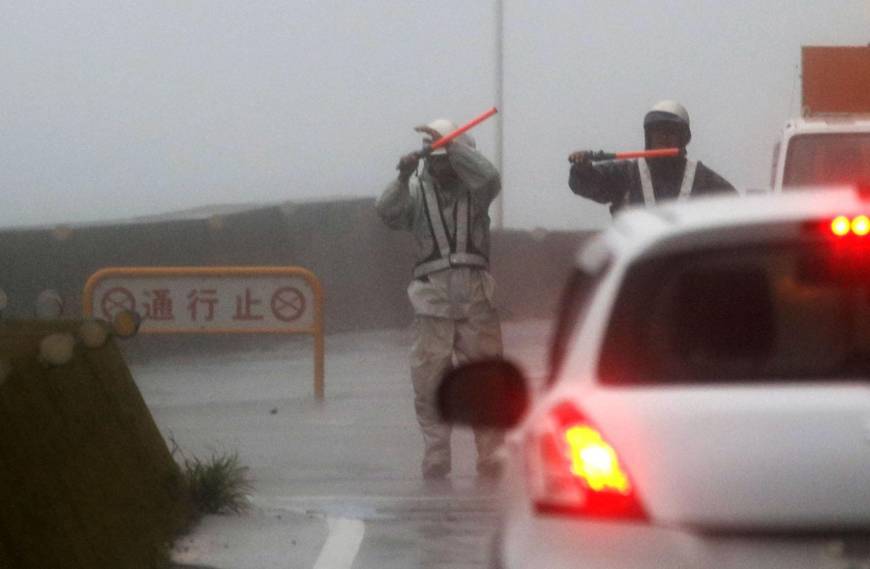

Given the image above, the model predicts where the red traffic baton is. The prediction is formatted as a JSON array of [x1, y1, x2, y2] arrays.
[[587, 147, 680, 161], [421, 107, 499, 156]]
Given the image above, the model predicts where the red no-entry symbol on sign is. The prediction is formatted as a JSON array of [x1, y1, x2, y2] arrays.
[[101, 287, 136, 320], [271, 286, 306, 322]]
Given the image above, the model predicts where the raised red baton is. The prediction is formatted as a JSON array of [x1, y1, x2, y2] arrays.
[[422, 107, 499, 156]]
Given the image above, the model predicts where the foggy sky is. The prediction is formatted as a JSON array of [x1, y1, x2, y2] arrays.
[[2, 1, 868, 230]]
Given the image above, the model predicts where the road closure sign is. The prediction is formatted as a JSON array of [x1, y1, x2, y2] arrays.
[[83, 266, 325, 398], [83, 267, 321, 334]]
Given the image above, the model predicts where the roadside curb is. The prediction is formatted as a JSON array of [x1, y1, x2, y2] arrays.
[[168, 506, 327, 569]]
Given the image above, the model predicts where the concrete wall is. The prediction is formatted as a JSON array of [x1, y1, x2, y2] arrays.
[[0, 198, 593, 333]]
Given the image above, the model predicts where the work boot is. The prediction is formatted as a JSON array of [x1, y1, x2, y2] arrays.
[[422, 462, 450, 480], [476, 460, 502, 480]]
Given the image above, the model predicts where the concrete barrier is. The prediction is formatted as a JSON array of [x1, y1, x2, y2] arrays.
[[0, 198, 595, 335], [0, 320, 191, 568]]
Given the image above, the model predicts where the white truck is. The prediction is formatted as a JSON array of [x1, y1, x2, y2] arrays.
[[770, 45, 870, 192]]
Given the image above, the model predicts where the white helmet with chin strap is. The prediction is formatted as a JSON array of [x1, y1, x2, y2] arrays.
[[644, 100, 692, 147]]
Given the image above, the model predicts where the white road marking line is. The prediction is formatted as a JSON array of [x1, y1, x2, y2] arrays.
[[311, 517, 365, 569]]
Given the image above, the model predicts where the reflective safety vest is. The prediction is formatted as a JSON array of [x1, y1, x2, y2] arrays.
[[413, 183, 489, 279], [638, 157, 697, 207]]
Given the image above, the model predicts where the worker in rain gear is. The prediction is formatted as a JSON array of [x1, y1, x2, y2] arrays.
[[376, 119, 503, 480], [568, 100, 737, 214]]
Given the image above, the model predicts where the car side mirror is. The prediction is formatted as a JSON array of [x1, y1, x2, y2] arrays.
[[437, 358, 530, 429]]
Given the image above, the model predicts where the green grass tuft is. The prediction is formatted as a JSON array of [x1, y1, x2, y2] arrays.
[[170, 435, 253, 516], [182, 451, 253, 515]]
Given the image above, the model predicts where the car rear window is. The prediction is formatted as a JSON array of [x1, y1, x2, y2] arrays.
[[599, 239, 870, 384]]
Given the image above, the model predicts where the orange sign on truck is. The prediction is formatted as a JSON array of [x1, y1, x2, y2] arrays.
[[801, 46, 870, 116]]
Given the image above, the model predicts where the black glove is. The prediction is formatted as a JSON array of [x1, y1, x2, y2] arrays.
[[396, 151, 421, 181], [568, 150, 594, 165]]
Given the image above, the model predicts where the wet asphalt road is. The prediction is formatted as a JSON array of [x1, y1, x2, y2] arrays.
[[134, 320, 549, 569]]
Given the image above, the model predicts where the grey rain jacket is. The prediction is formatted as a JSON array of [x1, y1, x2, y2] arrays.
[[376, 141, 501, 318]]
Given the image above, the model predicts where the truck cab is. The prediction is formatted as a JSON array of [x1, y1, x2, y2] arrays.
[[771, 115, 870, 192], [770, 45, 870, 193]]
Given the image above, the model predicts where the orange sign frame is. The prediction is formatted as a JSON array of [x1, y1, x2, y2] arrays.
[[83, 266, 325, 399]]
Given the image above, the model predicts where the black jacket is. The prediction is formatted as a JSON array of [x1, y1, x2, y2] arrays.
[[569, 157, 737, 215]]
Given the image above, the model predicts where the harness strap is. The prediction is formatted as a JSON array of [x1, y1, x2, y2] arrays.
[[638, 158, 697, 206]]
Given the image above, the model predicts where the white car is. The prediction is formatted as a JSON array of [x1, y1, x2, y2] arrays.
[[439, 188, 870, 569]]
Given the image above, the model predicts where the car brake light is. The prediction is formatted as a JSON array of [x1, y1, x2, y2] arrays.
[[828, 215, 870, 237], [831, 216, 851, 236], [526, 401, 647, 520], [852, 215, 870, 236]]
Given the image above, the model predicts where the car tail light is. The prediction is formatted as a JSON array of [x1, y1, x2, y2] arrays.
[[828, 215, 870, 237], [526, 401, 647, 520], [831, 216, 851, 236], [851, 215, 870, 236]]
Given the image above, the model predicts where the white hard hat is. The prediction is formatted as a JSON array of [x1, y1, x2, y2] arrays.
[[426, 119, 457, 138], [421, 118, 476, 155], [649, 100, 689, 124], [423, 119, 456, 155], [644, 100, 691, 146]]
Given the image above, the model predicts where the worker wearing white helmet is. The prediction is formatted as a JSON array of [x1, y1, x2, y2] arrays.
[[568, 100, 736, 214], [376, 118, 503, 480]]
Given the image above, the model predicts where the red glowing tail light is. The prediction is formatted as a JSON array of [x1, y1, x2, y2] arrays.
[[526, 402, 647, 520], [829, 215, 870, 237]]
